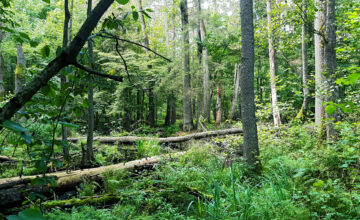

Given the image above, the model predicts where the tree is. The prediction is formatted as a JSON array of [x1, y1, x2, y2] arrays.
[[324, 0, 338, 141], [240, 0, 260, 167], [61, 0, 71, 164], [296, 0, 310, 121], [267, 0, 281, 126], [180, 0, 193, 131], [0, 0, 117, 127], [230, 63, 240, 120], [84, 0, 95, 167], [314, 0, 326, 126], [197, 0, 211, 123]]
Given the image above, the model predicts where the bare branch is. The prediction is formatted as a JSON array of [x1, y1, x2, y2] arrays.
[[72, 62, 123, 82], [99, 32, 172, 62]]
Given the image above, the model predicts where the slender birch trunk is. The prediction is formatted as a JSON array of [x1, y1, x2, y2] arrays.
[[230, 64, 240, 120]]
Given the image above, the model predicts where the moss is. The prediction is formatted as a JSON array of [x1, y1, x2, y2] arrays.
[[43, 195, 122, 209]]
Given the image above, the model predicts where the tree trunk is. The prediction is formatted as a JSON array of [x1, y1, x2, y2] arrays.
[[61, 0, 71, 163], [0, 0, 115, 127], [197, 0, 211, 123], [296, 0, 309, 121], [15, 45, 26, 95], [240, 0, 260, 167], [0, 152, 186, 210], [67, 128, 243, 144], [180, 0, 193, 131], [170, 93, 176, 125], [230, 64, 240, 120], [137, 0, 155, 127], [324, 0, 338, 141], [267, 0, 281, 126], [215, 86, 222, 125], [314, 0, 326, 126], [84, 0, 95, 167]]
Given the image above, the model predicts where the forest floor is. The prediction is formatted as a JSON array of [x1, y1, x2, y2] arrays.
[[3, 122, 360, 219]]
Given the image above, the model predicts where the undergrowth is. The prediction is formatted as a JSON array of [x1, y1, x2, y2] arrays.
[[43, 123, 360, 219]]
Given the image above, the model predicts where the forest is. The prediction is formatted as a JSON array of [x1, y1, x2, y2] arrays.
[[0, 0, 359, 219]]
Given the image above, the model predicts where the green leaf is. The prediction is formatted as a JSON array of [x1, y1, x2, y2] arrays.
[[40, 45, 51, 58], [2, 120, 27, 133], [30, 40, 39, 48], [116, 0, 129, 5], [41, 0, 50, 3], [7, 207, 45, 220], [145, 8, 153, 12], [18, 32, 30, 40], [132, 11, 139, 20], [326, 105, 337, 115]]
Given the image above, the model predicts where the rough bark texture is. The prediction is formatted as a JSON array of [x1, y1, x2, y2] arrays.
[[84, 0, 95, 167], [230, 64, 240, 120], [61, 0, 71, 163], [66, 128, 243, 145], [0, 0, 115, 127], [180, 0, 193, 131], [296, 0, 309, 121], [197, 0, 211, 123], [324, 0, 337, 141], [267, 0, 281, 126], [215, 86, 222, 125], [0, 152, 185, 210], [314, 0, 326, 126], [240, 0, 260, 167], [15, 45, 26, 95]]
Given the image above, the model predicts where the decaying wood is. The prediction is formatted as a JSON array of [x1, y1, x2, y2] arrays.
[[0, 152, 185, 210], [67, 128, 243, 144]]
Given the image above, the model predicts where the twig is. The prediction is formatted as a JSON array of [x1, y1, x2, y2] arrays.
[[72, 62, 123, 82]]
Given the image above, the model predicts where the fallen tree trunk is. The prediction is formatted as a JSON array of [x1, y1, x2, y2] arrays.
[[67, 128, 243, 144], [0, 152, 185, 210]]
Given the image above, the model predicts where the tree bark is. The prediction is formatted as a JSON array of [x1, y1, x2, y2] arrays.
[[296, 0, 309, 121], [230, 64, 240, 120], [67, 128, 243, 144], [197, 0, 211, 123], [314, 0, 326, 126], [267, 0, 281, 126], [0, 0, 116, 127], [61, 0, 71, 163], [0, 152, 185, 210], [15, 45, 26, 95], [215, 86, 221, 125], [240, 0, 260, 167], [180, 0, 193, 131], [324, 0, 337, 141]]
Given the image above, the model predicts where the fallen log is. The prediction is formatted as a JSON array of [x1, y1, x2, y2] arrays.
[[67, 128, 243, 145], [0, 152, 185, 210]]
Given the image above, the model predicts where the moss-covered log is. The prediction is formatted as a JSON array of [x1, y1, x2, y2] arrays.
[[0, 152, 185, 210], [67, 128, 243, 145], [43, 195, 122, 209]]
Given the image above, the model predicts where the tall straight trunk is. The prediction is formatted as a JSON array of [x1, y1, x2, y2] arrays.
[[61, 0, 71, 162], [314, 0, 326, 126], [230, 63, 240, 120], [324, 0, 337, 141], [136, 89, 143, 121], [15, 45, 26, 95], [84, 0, 95, 167], [0, 23, 4, 97], [180, 0, 193, 131], [138, 0, 155, 127], [267, 0, 281, 126], [298, 0, 309, 120], [197, 0, 211, 123], [240, 0, 260, 167], [123, 87, 131, 130], [69, 0, 74, 42], [169, 0, 177, 126], [215, 86, 222, 125]]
